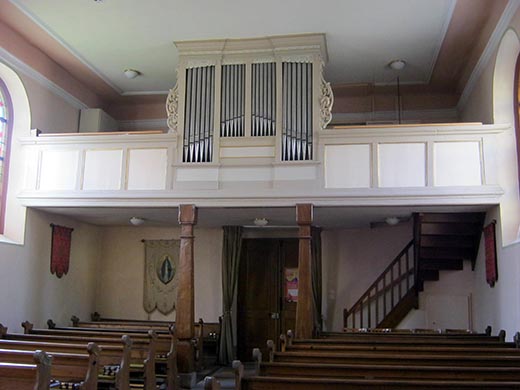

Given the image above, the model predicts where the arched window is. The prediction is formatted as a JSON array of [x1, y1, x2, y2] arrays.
[[0, 78, 13, 233]]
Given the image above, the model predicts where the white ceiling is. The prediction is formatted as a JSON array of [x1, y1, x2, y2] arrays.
[[10, 0, 456, 95], [38, 205, 490, 229]]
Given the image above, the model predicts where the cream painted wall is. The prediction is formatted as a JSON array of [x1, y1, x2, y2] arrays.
[[95, 226, 223, 323], [0, 209, 101, 332], [471, 207, 520, 341], [399, 262, 475, 331], [321, 223, 413, 331], [20, 74, 80, 133]]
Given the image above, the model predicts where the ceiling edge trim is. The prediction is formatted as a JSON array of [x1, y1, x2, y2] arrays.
[[0, 47, 88, 110], [9, 0, 124, 96], [425, 0, 458, 83], [121, 90, 170, 96], [457, 0, 520, 110]]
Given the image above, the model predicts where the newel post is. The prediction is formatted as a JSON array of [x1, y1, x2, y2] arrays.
[[295, 203, 314, 339], [177, 204, 197, 375]]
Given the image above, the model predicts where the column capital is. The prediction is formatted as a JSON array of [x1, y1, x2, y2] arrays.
[[296, 203, 313, 226], [178, 204, 198, 225]]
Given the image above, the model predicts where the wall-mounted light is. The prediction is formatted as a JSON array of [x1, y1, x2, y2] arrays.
[[129, 216, 145, 226], [124, 69, 141, 79]]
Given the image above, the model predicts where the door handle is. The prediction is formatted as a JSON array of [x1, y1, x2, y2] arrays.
[[270, 312, 280, 319]]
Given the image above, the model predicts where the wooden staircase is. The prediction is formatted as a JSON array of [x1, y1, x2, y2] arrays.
[[344, 212, 486, 329]]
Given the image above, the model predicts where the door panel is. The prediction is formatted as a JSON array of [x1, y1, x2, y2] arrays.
[[237, 239, 280, 361]]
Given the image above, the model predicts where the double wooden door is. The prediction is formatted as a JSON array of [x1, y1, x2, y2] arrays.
[[237, 238, 298, 361]]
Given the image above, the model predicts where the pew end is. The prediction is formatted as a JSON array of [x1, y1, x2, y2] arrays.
[[485, 325, 492, 336], [287, 330, 293, 347], [279, 334, 286, 352], [34, 350, 52, 390], [232, 360, 244, 390], [252, 348, 262, 376], [499, 329, 506, 343], [47, 319, 56, 329], [0, 323, 7, 337], [266, 340, 275, 362], [21, 321, 33, 334], [71, 315, 80, 327], [514, 331, 520, 348], [204, 376, 222, 390]]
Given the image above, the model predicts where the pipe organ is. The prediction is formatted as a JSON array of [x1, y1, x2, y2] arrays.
[[167, 34, 333, 164]]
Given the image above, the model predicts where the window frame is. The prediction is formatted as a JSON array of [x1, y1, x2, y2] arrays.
[[0, 77, 13, 234]]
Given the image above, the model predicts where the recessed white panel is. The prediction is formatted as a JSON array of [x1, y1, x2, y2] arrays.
[[39, 150, 79, 190], [83, 149, 123, 190], [274, 166, 316, 181], [176, 167, 219, 182], [220, 146, 275, 158], [220, 167, 272, 181], [434, 142, 482, 186], [379, 143, 426, 187], [325, 144, 371, 188], [127, 148, 168, 190]]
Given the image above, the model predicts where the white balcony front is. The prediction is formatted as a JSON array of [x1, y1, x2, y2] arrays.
[[17, 123, 506, 209]]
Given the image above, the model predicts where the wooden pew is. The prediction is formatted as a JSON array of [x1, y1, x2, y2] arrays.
[[0, 343, 98, 390], [232, 328, 520, 390], [72, 315, 219, 367], [0, 350, 52, 390], [0, 326, 145, 390], [30, 320, 178, 388]]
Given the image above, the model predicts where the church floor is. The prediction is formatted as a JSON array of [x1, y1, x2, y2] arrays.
[[192, 363, 257, 389]]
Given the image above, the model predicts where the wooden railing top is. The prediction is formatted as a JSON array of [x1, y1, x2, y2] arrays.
[[37, 130, 165, 137], [327, 122, 483, 130]]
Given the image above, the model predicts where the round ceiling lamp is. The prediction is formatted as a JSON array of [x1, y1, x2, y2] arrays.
[[123, 68, 141, 79], [388, 59, 406, 71], [129, 216, 145, 226]]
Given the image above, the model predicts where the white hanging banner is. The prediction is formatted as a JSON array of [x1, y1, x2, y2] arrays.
[[143, 239, 180, 314]]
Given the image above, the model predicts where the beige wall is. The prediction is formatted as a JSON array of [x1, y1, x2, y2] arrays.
[[95, 226, 223, 323], [321, 223, 413, 331], [20, 74, 81, 133], [0, 209, 101, 331]]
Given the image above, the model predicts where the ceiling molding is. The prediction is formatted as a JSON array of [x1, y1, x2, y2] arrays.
[[458, 0, 520, 110], [0, 47, 88, 110], [9, 0, 123, 95], [425, 0, 457, 84], [121, 90, 170, 96]]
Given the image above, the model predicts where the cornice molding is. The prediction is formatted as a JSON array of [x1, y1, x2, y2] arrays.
[[458, 0, 520, 110], [0, 48, 89, 110], [9, 0, 123, 95]]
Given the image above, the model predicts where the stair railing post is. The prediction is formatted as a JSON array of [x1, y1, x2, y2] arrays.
[[413, 213, 421, 296]]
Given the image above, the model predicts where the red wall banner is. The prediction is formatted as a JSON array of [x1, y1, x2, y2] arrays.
[[50, 224, 73, 278]]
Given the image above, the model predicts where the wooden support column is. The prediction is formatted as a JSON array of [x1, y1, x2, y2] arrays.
[[177, 204, 197, 373], [295, 203, 313, 339]]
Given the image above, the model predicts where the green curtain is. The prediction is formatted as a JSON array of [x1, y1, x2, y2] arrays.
[[218, 226, 243, 364], [311, 227, 323, 333]]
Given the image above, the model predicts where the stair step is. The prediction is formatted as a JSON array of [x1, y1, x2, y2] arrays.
[[420, 246, 474, 259], [418, 212, 485, 224], [420, 222, 482, 236], [419, 235, 476, 248], [420, 258, 464, 271], [418, 270, 439, 281]]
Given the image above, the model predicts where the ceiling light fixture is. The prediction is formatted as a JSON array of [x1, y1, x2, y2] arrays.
[[253, 218, 268, 227], [387, 59, 406, 124], [123, 69, 141, 79], [388, 59, 406, 71], [129, 216, 145, 226], [385, 217, 400, 226]]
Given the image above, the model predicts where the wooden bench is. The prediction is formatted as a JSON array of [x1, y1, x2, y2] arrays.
[[0, 325, 162, 390], [76, 314, 221, 366], [226, 328, 520, 390], [0, 350, 52, 390], [0, 344, 98, 390]]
